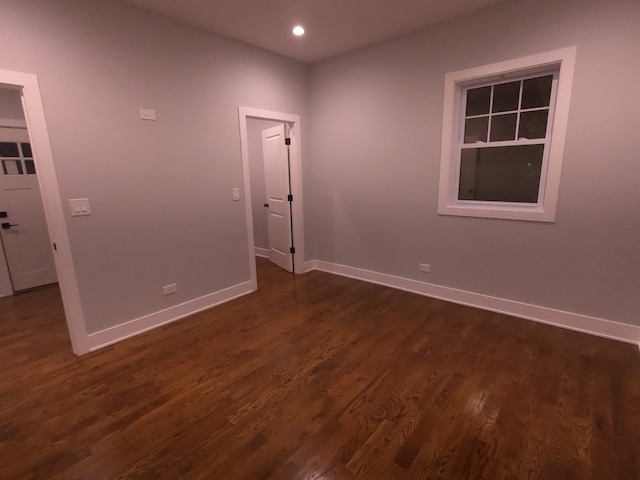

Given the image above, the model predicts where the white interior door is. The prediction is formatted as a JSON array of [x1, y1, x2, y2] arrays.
[[0, 127, 57, 292], [261, 124, 293, 272]]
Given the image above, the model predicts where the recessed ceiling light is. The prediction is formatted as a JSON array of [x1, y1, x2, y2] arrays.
[[292, 25, 305, 36]]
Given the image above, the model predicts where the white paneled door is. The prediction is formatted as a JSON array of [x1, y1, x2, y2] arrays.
[[261, 124, 293, 272], [0, 127, 57, 292]]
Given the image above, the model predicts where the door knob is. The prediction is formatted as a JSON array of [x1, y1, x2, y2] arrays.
[[263, 203, 269, 208], [1, 222, 18, 230]]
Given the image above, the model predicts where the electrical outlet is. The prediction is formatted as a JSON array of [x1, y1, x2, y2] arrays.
[[163, 283, 177, 295], [418, 263, 431, 273], [139, 108, 157, 121]]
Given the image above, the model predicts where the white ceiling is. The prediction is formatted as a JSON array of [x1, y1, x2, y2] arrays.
[[121, 0, 510, 63]]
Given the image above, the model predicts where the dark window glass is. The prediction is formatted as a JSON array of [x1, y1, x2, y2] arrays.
[[464, 116, 489, 143], [2, 159, 24, 175], [519, 110, 549, 139], [25, 160, 36, 174], [0, 142, 19, 157], [21, 143, 32, 157], [492, 81, 520, 113], [490, 114, 517, 142], [466, 86, 491, 116], [458, 144, 544, 203], [521, 75, 553, 109]]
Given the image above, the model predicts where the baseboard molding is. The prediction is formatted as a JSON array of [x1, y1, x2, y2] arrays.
[[255, 247, 269, 258], [306, 260, 640, 346], [87, 281, 254, 352]]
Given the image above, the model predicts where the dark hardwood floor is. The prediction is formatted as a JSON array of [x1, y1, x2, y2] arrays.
[[1, 257, 639, 479]]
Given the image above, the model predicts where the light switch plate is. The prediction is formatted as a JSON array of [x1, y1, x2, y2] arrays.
[[69, 198, 91, 217], [232, 187, 240, 201]]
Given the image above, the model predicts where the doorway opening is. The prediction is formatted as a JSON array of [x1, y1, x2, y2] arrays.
[[238, 107, 305, 290], [0, 68, 88, 355], [0, 87, 57, 294]]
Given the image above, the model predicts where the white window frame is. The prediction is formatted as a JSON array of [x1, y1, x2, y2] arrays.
[[437, 47, 577, 222]]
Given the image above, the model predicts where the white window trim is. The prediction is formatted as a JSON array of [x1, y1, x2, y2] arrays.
[[437, 47, 577, 222]]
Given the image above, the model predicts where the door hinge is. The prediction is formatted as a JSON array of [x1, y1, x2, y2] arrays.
[[287, 194, 293, 202], [285, 138, 291, 146], [290, 246, 296, 254]]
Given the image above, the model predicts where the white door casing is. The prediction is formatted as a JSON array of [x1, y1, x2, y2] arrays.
[[238, 107, 305, 291], [0, 69, 89, 354], [0, 127, 57, 291], [261, 124, 293, 272]]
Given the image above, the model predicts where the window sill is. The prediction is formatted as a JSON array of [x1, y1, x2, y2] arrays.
[[437, 202, 555, 222]]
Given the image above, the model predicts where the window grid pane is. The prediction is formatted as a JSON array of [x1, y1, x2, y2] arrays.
[[25, 159, 36, 175], [463, 74, 551, 146], [2, 159, 24, 175], [491, 81, 521, 113], [466, 86, 491, 116], [489, 114, 518, 142], [0, 142, 37, 176], [521, 75, 553, 109], [0, 142, 20, 157], [20, 143, 33, 157], [519, 110, 549, 139], [464, 116, 489, 143]]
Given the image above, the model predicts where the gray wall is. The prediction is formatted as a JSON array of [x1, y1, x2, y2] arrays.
[[0, 0, 309, 333], [247, 118, 284, 251], [309, 0, 640, 325]]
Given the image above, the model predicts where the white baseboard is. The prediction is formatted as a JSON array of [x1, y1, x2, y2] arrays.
[[255, 247, 269, 258], [306, 260, 640, 346], [87, 281, 254, 352]]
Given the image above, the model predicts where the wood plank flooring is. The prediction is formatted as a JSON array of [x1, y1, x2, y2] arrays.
[[1, 257, 639, 479]]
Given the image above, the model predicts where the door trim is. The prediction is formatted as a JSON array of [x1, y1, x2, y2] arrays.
[[238, 107, 305, 287], [0, 69, 89, 355]]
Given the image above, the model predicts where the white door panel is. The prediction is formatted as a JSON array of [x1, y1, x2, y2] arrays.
[[262, 124, 293, 272], [0, 128, 57, 292]]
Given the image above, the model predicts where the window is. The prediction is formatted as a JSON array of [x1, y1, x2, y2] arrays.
[[0, 141, 36, 176], [438, 47, 576, 222]]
